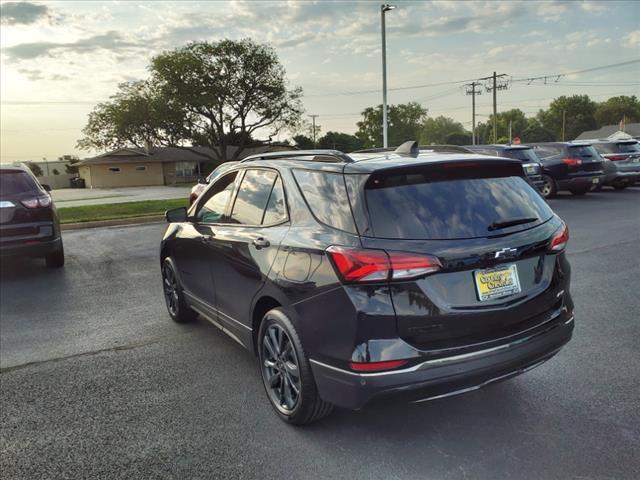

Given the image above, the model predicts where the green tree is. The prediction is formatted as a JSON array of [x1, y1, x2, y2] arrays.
[[52, 168, 60, 175], [292, 135, 314, 149], [79, 39, 303, 162], [537, 95, 597, 141], [317, 131, 364, 152], [475, 109, 528, 144], [24, 162, 43, 177], [594, 95, 640, 127], [444, 132, 472, 145], [356, 102, 428, 148], [521, 118, 555, 143], [420, 116, 468, 144]]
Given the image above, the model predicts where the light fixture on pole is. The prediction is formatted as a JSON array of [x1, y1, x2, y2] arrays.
[[381, 3, 396, 149]]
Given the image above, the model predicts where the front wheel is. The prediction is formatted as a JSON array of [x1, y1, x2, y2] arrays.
[[258, 309, 333, 425], [161, 257, 197, 323]]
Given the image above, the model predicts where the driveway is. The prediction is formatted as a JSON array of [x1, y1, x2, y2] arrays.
[[1, 188, 639, 479], [51, 185, 192, 207]]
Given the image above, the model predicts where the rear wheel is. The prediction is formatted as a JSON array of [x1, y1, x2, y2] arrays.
[[258, 309, 333, 425], [161, 257, 197, 323], [540, 175, 557, 198], [45, 244, 64, 268], [613, 183, 628, 190]]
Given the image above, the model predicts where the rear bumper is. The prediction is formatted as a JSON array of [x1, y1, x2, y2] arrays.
[[310, 312, 574, 410], [604, 171, 640, 186], [557, 175, 602, 191], [0, 236, 62, 258]]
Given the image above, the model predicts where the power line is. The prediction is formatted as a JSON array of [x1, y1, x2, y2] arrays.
[[511, 59, 640, 85]]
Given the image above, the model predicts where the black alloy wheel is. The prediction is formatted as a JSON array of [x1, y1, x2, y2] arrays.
[[261, 323, 301, 413], [161, 257, 197, 323]]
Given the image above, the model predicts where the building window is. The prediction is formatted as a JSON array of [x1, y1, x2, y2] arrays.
[[108, 167, 121, 173], [175, 161, 197, 177], [135, 166, 147, 171]]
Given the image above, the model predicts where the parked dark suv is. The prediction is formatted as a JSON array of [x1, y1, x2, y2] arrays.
[[160, 142, 574, 425], [589, 139, 640, 189], [0, 164, 64, 267], [530, 142, 604, 197], [465, 144, 544, 192]]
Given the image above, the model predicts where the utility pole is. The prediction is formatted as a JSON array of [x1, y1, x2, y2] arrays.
[[381, 4, 396, 148], [509, 119, 513, 144], [561, 110, 566, 141], [483, 72, 509, 143], [308, 114, 319, 147], [464, 81, 482, 145]]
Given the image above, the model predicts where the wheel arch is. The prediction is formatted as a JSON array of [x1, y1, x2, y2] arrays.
[[251, 295, 282, 354]]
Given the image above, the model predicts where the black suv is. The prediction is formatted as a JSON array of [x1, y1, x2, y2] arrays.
[[589, 139, 640, 189], [530, 142, 604, 197], [0, 164, 64, 267], [160, 142, 574, 424], [465, 144, 544, 192]]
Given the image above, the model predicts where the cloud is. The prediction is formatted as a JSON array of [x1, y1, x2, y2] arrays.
[[0, 1, 48, 25], [2, 31, 142, 62], [623, 30, 640, 48]]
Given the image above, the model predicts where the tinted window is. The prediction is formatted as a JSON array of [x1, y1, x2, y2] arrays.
[[230, 169, 277, 225], [568, 145, 599, 158], [263, 176, 287, 225], [0, 171, 38, 196], [592, 143, 616, 154], [504, 148, 541, 163], [293, 170, 357, 233], [616, 142, 640, 153], [534, 145, 561, 158], [365, 174, 553, 240], [197, 172, 237, 223]]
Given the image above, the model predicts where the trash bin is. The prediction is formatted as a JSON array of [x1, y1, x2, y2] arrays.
[[69, 177, 85, 188]]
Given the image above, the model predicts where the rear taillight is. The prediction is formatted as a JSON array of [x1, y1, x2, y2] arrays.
[[549, 223, 569, 252], [562, 158, 582, 166], [350, 359, 408, 372], [21, 196, 51, 209], [326, 246, 441, 283], [606, 154, 627, 161]]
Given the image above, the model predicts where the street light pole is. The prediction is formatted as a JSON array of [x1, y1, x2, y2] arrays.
[[381, 4, 395, 149]]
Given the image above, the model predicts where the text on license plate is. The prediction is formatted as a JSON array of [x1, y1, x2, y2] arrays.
[[474, 264, 521, 302]]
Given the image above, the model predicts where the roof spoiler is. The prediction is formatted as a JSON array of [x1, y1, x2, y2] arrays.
[[394, 140, 419, 156]]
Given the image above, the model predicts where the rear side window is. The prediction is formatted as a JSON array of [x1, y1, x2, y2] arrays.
[[229, 169, 278, 225], [293, 170, 357, 233], [0, 171, 38, 195], [364, 172, 553, 240], [504, 148, 540, 163], [262, 177, 287, 225]]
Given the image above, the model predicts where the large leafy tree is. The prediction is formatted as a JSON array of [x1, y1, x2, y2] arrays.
[[521, 118, 555, 143], [594, 95, 640, 127], [78, 39, 303, 161], [475, 109, 528, 144], [317, 131, 364, 152], [537, 95, 597, 141], [356, 102, 427, 148], [420, 116, 469, 145]]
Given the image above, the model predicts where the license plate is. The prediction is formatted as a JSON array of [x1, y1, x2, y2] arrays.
[[592, 177, 599, 185], [474, 264, 521, 302]]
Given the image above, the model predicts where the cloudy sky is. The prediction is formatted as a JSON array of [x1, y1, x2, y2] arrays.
[[1, 0, 639, 162]]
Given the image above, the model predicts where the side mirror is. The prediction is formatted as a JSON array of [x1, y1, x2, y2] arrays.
[[165, 206, 188, 223], [41, 184, 51, 192], [198, 177, 208, 185]]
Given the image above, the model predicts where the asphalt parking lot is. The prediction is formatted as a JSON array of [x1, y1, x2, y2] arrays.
[[1, 188, 639, 480]]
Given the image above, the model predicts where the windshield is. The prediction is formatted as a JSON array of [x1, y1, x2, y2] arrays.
[[504, 148, 541, 163], [365, 174, 553, 240]]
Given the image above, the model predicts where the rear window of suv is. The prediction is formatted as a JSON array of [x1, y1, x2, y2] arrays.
[[364, 170, 553, 240], [0, 170, 38, 196]]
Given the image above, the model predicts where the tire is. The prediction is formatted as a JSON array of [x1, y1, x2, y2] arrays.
[[613, 183, 628, 190], [161, 257, 197, 323], [569, 188, 589, 196], [257, 308, 333, 425], [540, 175, 557, 199], [45, 244, 65, 268]]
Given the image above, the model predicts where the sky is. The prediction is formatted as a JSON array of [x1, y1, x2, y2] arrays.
[[1, 0, 639, 162]]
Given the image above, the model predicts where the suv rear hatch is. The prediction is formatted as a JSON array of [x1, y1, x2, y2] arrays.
[[347, 160, 568, 351], [565, 145, 603, 174]]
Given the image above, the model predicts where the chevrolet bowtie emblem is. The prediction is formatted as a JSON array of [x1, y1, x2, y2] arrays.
[[494, 247, 518, 259]]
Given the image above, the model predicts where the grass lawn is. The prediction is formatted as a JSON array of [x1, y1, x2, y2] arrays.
[[58, 198, 188, 224]]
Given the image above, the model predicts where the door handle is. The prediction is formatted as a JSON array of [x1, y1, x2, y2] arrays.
[[252, 237, 270, 249]]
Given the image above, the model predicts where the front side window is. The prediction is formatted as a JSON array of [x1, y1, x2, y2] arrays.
[[229, 169, 278, 225], [196, 172, 238, 224]]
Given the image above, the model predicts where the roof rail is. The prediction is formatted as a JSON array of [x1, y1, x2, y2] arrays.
[[352, 143, 472, 155], [240, 149, 353, 163]]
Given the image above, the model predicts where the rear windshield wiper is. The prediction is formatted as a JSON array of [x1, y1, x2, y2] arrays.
[[488, 217, 538, 231]]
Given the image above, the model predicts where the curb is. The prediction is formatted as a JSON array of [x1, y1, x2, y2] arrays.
[[61, 215, 165, 231]]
